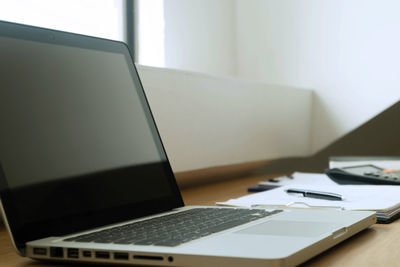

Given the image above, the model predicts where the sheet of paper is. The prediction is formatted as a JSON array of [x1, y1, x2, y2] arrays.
[[218, 183, 400, 211], [329, 159, 400, 170]]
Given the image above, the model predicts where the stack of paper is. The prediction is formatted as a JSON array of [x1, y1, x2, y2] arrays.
[[218, 173, 400, 223]]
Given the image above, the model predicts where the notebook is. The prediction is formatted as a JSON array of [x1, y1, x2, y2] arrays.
[[0, 20, 376, 267]]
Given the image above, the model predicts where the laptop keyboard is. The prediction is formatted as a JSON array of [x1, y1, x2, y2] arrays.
[[64, 208, 282, 247]]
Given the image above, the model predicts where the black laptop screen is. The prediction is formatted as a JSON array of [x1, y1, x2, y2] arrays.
[[0, 21, 183, 249]]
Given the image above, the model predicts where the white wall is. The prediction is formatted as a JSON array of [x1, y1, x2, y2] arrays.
[[137, 65, 313, 172], [235, 0, 400, 153], [6, 1, 398, 171], [163, 0, 236, 77]]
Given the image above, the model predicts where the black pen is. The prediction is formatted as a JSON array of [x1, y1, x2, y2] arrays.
[[286, 188, 343, 201]]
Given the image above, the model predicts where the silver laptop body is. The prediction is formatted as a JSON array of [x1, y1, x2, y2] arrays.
[[23, 208, 374, 267], [0, 20, 376, 267]]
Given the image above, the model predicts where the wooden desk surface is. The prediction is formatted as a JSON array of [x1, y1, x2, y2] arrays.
[[1, 174, 399, 267]]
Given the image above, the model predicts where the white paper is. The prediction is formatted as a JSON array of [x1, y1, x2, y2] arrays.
[[329, 160, 400, 170], [218, 182, 400, 212]]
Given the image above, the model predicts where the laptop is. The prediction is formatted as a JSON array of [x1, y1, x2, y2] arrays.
[[0, 20, 376, 267]]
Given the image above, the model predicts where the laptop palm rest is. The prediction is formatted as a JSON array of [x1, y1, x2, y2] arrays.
[[236, 220, 341, 237]]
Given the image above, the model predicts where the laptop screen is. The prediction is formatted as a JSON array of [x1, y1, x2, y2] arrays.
[[0, 21, 183, 249]]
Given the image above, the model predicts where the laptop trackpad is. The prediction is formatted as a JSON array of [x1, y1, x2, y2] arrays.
[[237, 220, 338, 237]]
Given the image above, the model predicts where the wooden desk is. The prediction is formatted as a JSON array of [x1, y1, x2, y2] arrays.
[[1, 174, 399, 266]]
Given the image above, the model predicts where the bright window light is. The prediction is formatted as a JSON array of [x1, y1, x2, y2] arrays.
[[137, 0, 165, 67], [0, 0, 123, 41]]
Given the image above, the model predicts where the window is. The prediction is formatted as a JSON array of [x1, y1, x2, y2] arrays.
[[0, 0, 124, 41], [136, 0, 165, 67]]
